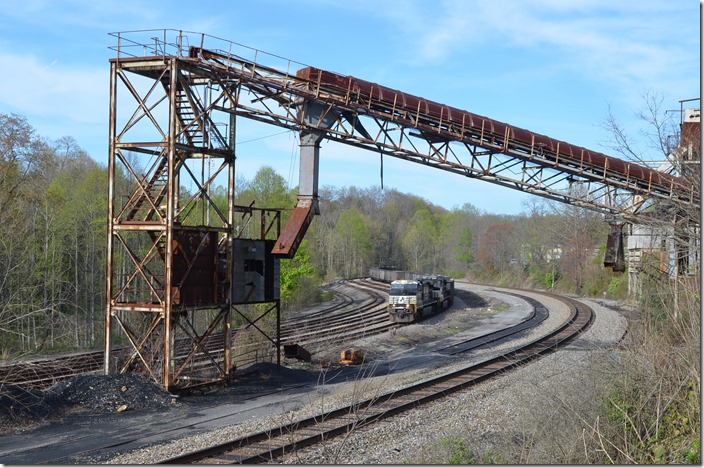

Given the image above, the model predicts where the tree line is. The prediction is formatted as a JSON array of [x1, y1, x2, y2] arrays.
[[0, 114, 107, 357], [0, 111, 622, 358]]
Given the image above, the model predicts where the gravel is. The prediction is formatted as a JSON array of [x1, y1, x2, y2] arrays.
[[1, 284, 628, 464], [98, 285, 628, 465], [279, 293, 628, 464]]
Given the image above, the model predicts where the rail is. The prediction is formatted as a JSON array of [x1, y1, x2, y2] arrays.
[[160, 291, 593, 464]]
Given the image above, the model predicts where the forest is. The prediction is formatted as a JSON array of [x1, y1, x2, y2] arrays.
[[0, 112, 623, 357], [0, 110, 699, 463]]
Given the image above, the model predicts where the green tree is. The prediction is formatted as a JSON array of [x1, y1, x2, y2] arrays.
[[238, 165, 292, 208], [331, 208, 373, 278], [280, 239, 318, 310], [402, 208, 437, 273], [0, 113, 53, 354], [456, 226, 473, 269]]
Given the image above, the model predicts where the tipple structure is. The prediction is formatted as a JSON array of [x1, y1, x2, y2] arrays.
[[105, 29, 697, 390]]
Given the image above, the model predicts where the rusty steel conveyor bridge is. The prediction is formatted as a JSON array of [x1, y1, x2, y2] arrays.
[[105, 30, 699, 390]]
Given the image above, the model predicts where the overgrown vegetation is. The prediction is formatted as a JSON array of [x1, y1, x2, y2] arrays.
[[578, 91, 701, 464], [581, 271, 701, 464]]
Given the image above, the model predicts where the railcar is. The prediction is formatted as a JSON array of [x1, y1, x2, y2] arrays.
[[368, 267, 422, 283]]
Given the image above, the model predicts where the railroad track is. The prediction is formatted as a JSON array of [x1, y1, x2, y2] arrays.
[[0, 351, 105, 390], [0, 279, 390, 390], [279, 279, 392, 347], [160, 291, 593, 464]]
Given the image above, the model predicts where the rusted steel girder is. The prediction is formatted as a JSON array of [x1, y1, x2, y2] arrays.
[[179, 42, 697, 224], [105, 41, 288, 390], [295, 67, 695, 205], [106, 52, 238, 390]]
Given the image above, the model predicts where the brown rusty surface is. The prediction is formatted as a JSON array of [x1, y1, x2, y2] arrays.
[[171, 231, 218, 306], [271, 204, 313, 259], [296, 66, 693, 197]]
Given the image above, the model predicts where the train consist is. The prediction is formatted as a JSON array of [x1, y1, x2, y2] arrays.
[[369, 268, 455, 324]]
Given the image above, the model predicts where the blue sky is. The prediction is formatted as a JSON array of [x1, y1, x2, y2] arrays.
[[0, 0, 699, 215]]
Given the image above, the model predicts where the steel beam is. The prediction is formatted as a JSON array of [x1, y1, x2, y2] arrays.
[[273, 101, 336, 258]]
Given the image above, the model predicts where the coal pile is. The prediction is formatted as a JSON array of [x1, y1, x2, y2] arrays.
[[0, 384, 52, 420], [0, 374, 174, 431], [49, 374, 174, 412]]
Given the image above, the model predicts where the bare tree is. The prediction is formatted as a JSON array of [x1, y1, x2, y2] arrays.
[[582, 93, 701, 463]]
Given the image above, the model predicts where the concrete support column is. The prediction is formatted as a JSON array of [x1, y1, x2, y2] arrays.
[[298, 130, 323, 215]]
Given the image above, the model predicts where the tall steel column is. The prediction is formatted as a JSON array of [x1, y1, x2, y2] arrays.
[[272, 101, 337, 257]]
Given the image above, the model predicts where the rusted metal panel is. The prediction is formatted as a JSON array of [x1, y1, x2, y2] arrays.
[[171, 231, 219, 306], [604, 223, 625, 272], [681, 109, 700, 162], [271, 204, 313, 259]]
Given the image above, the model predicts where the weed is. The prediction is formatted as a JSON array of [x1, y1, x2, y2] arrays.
[[438, 437, 476, 464]]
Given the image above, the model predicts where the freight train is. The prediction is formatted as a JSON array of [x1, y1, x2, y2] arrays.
[[369, 268, 455, 324]]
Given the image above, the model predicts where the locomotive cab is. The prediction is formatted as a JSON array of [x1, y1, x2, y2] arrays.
[[387, 279, 434, 323], [423, 275, 455, 309]]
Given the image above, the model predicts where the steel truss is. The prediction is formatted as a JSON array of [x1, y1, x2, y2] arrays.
[[108, 30, 698, 224], [105, 40, 287, 390], [187, 45, 696, 222], [106, 30, 698, 389]]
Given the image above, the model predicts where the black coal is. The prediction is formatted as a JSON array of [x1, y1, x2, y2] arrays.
[[0, 374, 173, 428]]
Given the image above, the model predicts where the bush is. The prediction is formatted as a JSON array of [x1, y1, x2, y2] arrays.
[[583, 276, 701, 464], [607, 271, 628, 299], [438, 437, 476, 464]]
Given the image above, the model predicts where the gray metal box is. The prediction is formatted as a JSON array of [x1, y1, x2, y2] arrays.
[[232, 239, 280, 303]]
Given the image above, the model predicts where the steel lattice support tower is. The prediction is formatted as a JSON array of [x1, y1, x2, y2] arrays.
[[105, 49, 241, 390]]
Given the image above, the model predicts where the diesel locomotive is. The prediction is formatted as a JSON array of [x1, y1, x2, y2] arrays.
[[369, 268, 455, 324]]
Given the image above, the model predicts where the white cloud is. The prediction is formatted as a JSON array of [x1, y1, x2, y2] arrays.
[[373, 0, 697, 99], [0, 51, 106, 124]]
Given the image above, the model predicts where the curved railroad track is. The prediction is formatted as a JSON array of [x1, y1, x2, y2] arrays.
[[279, 279, 392, 348], [160, 290, 593, 464], [0, 283, 600, 465], [0, 279, 390, 390]]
